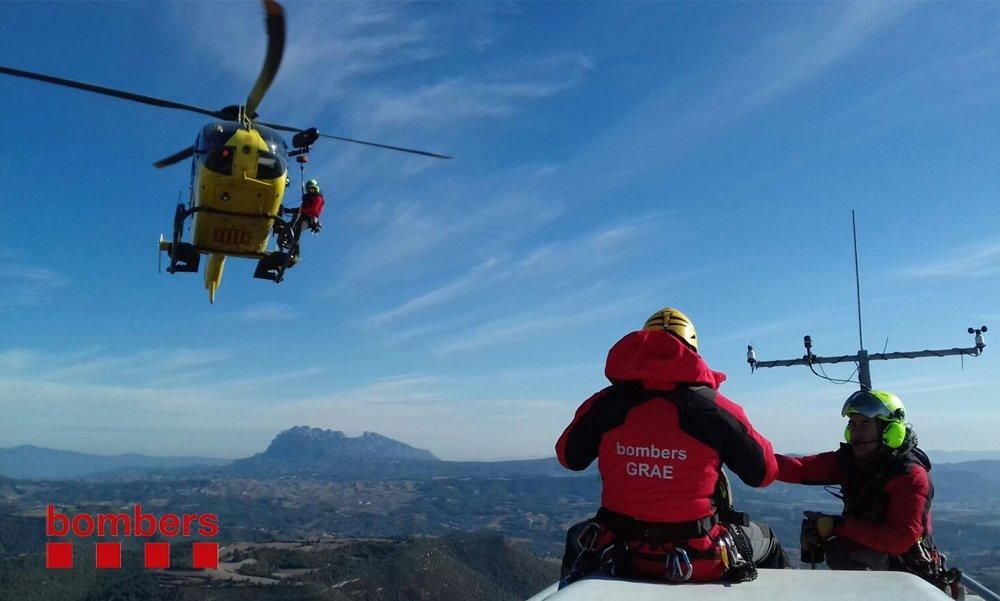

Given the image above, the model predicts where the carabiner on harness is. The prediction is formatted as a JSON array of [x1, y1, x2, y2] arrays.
[[576, 521, 603, 552], [667, 547, 694, 583], [561, 521, 615, 588], [719, 525, 758, 582]]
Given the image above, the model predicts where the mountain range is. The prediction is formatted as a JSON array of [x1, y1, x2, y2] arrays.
[[0, 445, 229, 480], [2, 426, 998, 481]]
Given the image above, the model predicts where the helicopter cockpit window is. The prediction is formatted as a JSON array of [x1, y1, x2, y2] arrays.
[[197, 123, 239, 175], [197, 123, 236, 154], [204, 146, 236, 175], [256, 151, 284, 180]]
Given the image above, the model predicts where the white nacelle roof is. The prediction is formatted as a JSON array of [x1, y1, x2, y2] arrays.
[[527, 569, 955, 601]]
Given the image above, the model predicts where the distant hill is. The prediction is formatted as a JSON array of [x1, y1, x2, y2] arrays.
[[932, 460, 1000, 502], [261, 426, 439, 462], [927, 450, 1000, 464], [225, 426, 574, 480], [0, 445, 230, 480], [0, 428, 580, 482], [227, 426, 438, 478]]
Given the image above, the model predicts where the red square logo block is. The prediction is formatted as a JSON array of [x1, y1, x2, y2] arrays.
[[192, 542, 218, 569], [95, 542, 121, 569], [46, 542, 73, 569], [145, 542, 170, 569]]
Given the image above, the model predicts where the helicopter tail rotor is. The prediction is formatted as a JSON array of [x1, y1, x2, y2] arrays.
[[244, 0, 286, 121], [158, 234, 166, 274]]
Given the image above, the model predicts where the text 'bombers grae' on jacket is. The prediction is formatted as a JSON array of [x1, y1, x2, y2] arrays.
[[556, 330, 778, 523], [776, 438, 933, 556]]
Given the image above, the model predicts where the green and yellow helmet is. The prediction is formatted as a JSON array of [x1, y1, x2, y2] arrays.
[[643, 307, 698, 352], [306, 179, 321, 193], [842, 389, 907, 449]]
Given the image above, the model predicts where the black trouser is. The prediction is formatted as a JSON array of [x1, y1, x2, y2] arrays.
[[824, 537, 893, 570], [737, 521, 790, 569]]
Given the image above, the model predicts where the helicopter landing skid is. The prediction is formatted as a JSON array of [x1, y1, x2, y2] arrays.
[[164, 203, 200, 273], [166, 242, 200, 273], [253, 250, 295, 283], [256, 211, 304, 282]]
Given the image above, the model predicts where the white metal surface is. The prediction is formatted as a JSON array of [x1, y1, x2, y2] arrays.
[[526, 569, 954, 601]]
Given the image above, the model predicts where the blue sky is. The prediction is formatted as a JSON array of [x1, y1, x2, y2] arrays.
[[1, 1, 997, 461]]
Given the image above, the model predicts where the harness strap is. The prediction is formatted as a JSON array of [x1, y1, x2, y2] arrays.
[[597, 507, 718, 541]]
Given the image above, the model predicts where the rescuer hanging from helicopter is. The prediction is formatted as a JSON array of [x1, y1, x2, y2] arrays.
[[296, 178, 325, 231], [276, 178, 325, 265]]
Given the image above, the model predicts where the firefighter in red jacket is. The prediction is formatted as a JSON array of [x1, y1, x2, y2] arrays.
[[777, 389, 952, 585], [282, 179, 325, 265], [556, 307, 787, 585], [298, 179, 325, 228]]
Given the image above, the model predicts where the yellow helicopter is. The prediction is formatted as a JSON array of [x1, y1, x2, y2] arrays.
[[0, 0, 449, 303]]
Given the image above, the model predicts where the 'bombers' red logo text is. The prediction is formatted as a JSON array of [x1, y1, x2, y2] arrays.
[[45, 504, 220, 570]]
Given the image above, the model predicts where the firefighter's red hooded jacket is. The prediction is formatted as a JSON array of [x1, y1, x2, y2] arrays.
[[777, 440, 933, 555], [300, 192, 325, 219], [556, 330, 778, 523]]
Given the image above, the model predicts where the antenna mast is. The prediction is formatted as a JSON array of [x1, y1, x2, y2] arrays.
[[746, 213, 987, 391], [853, 210, 863, 352]]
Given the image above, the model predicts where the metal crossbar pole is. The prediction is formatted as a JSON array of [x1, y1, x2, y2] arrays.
[[747, 328, 986, 391]]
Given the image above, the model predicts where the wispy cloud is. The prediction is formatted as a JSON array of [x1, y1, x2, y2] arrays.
[[172, 2, 587, 134], [172, 3, 435, 98], [433, 295, 641, 356], [711, 307, 851, 349], [363, 215, 682, 342], [336, 192, 561, 287], [0, 262, 70, 309], [367, 257, 500, 327], [893, 240, 1000, 281], [365, 53, 592, 126], [725, 2, 912, 116], [543, 2, 915, 204], [11, 348, 229, 385], [239, 302, 297, 322]]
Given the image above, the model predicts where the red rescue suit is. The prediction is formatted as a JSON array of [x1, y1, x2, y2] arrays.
[[557, 330, 778, 524], [777, 445, 933, 555], [300, 192, 325, 220]]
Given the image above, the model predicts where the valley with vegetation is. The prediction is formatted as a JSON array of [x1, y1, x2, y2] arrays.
[[1, 427, 998, 600]]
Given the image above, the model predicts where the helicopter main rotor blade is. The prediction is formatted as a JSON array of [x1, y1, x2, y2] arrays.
[[0, 65, 223, 119], [257, 121, 453, 159], [154, 146, 195, 169], [245, 0, 286, 120], [317, 132, 453, 159]]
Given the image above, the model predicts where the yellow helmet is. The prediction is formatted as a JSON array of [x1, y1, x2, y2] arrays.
[[643, 307, 698, 351]]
